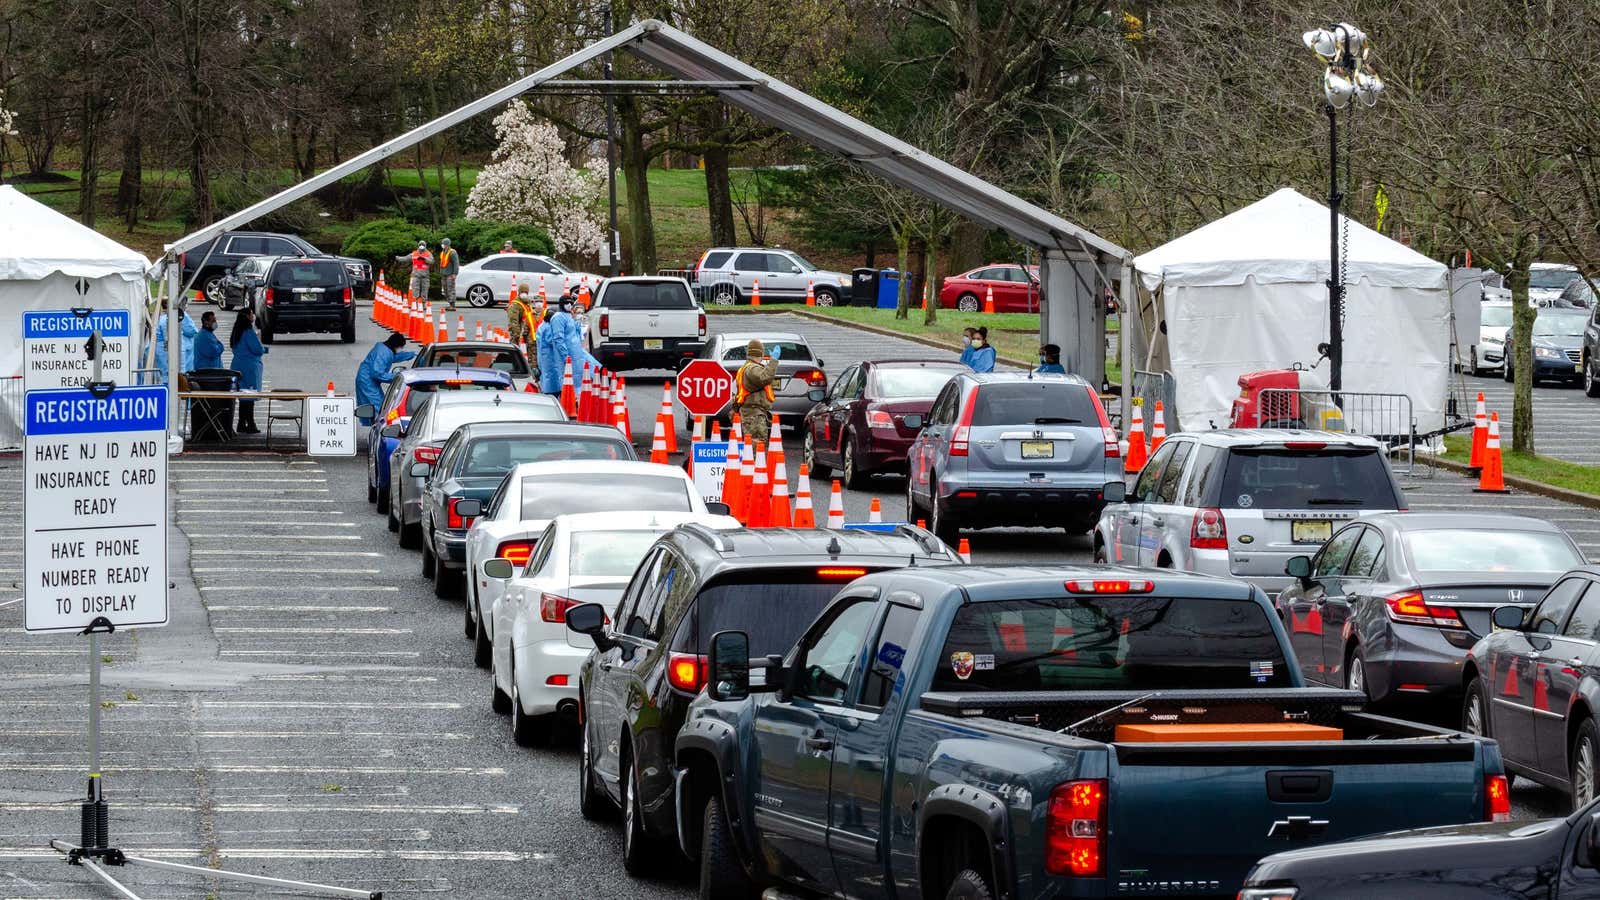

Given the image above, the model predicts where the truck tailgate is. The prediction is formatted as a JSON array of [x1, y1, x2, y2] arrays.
[[606, 309, 699, 339], [1107, 738, 1486, 894]]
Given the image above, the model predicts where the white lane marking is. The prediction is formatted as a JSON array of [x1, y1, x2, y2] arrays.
[[178, 499, 341, 504], [0, 598, 21, 608], [201, 587, 398, 594], [0, 803, 513, 815], [0, 729, 467, 739], [194, 568, 382, 574], [178, 488, 330, 493], [193, 550, 383, 557], [0, 763, 498, 774], [183, 522, 360, 528], [212, 626, 410, 634], [189, 535, 363, 541], [0, 847, 536, 861], [207, 605, 391, 613], [220, 650, 420, 657], [180, 478, 328, 483]]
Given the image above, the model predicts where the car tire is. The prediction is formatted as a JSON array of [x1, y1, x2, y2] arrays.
[[1345, 646, 1371, 701], [1463, 677, 1489, 737], [1503, 358, 1514, 382], [421, 534, 437, 579], [1574, 718, 1600, 812], [699, 796, 756, 900], [433, 566, 459, 600], [1586, 357, 1600, 397], [578, 712, 615, 821], [490, 659, 512, 715], [621, 748, 660, 876], [956, 293, 980, 313], [1093, 539, 1109, 564], [203, 275, 226, 305], [841, 431, 866, 490], [803, 429, 832, 479], [259, 324, 274, 344], [945, 868, 995, 900], [466, 285, 494, 308], [813, 287, 838, 308], [464, 585, 477, 638], [386, 496, 399, 532], [1468, 348, 1479, 376], [930, 478, 960, 546], [473, 598, 492, 669], [709, 283, 740, 306], [367, 482, 377, 504], [510, 659, 550, 748], [905, 477, 922, 524], [341, 319, 356, 343], [399, 519, 422, 550]]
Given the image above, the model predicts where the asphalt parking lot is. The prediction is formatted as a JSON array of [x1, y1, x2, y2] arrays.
[[1471, 372, 1600, 465], [0, 306, 1592, 898]]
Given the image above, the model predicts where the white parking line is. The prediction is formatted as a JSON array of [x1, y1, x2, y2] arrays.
[[213, 626, 411, 634], [190, 535, 362, 541], [178, 499, 341, 504], [183, 521, 361, 527], [179, 488, 331, 493], [207, 605, 391, 613], [0, 802, 514, 815], [193, 550, 383, 557], [0, 763, 497, 774], [200, 586, 398, 593], [0, 846, 537, 861], [0, 729, 469, 739], [220, 650, 421, 657], [180, 477, 328, 483], [194, 568, 382, 574]]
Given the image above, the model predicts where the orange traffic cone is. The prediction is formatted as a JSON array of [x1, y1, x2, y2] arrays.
[[1124, 400, 1148, 474], [1469, 392, 1488, 474], [731, 412, 742, 441], [612, 387, 629, 438], [578, 281, 591, 311], [659, 382, 679, 453], [729, 440, 755, 522], [868, 497, 883, 523], [826, 480, 845, 528], [618, 377, 632, 437], [708, 420, 721, 443], [747, 444, 771, 528], [1474, 412, 1509, 493], [649, 416, 669, 464], [793, 464, 815, 527], [693, 415, 707, 444], [770, 466, 792, 527], [326, 381, 336, 397], [560, 358, 576, 417], [805, 279, 816, 307], [751, 278, 762, 307], [983, 284, 995, 314], [456, 314, 466, 341], [577, 365, 593, 422], [722, 432, 745, 517], [437, 310, 449, 344], [767, 425, 786, 481], [958, 538, 972, 562], [1150, 401, 1166, 452]]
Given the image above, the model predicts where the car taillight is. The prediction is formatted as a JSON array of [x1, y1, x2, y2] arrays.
[[867, 410, 895, 430], [667, 653, 708, 692], [1384, 590, 1464, 629], [817, 567, 868, 579], [1046, 779, 1106, 877], [599, 313, 609, 337], [264, 288, 276, 307], [495, 539, 534, 566], [698, 312, 707, 337], [1190, 508, 1227, 549], [447, 497, 475, 529], [950, 389, 979, 456], [412, 445, 442, 465], [540, 593, 578, 623], [1087, 388, 1120, 458], [801, 368, 827, 386], [1282, 441, 1327, 450], [342, 286, 353, 304], [1484, 774, 1511, 822], [1065, 579, 1153, 594]]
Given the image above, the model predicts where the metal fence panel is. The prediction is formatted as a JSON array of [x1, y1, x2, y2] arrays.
[[0, 376, 21, 451], [1130, 369, 1178, 432], [1258, 387, 1416, 473]]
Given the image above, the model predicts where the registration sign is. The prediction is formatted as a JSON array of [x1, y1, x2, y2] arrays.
[[690, 441, 728, 503], [306, 397, 356, 457], [24, 385, 169, 634], [22, 310, 133, 392]]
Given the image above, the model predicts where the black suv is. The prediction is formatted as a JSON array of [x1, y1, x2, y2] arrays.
[[253, 257, 357, 342], [181, 231, 373, 304], [565, 524, 958, 876]]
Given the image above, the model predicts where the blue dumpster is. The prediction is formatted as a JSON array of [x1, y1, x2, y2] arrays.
[[877, 269, 900, 308]]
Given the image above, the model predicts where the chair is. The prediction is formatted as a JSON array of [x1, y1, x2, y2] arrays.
[[265, 388, 305, 449]]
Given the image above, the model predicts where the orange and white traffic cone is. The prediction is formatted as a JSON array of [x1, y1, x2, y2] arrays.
[[722, 433, 745, 517], [326, 381, 336, 397], [659, 382, 679, 453], [1151, 401, 1166, 452], [805, 279, 816, 307], [560, 359, 576, 417], [793, 465, 815, 527], [731, 412, 742, 441], [826, 480, 845, 528], [1469, 392, 1488, 474], [618, 377, 632, 437], [868, 497, 882, 524], [577, 365, 593, 422], [456, 314, 466, 341], [732, 440, 756, 522], [1124, 400, 1148, 474], [747, 444, 771, 528], [1475, 412, 1510, 494], [751, 278, 762, 307], [958, 538, 972, 563], [649, 416, 669, 464], [770, 466, 792, 527], [612, 387, 629, 438], [767, 425, 786, 482], [693, 415, 707, 444], [709, 420, 721, 443], [437, 310, 449, 344], [984, 284, 995, 314], [472, 320, 482, 340], [578, 282, 591, 310]]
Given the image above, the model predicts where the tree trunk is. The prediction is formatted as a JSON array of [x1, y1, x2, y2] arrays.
[[1507, 264, 1536, 453], [618, 95, 656, 274], [923, 233, 939, 326], [427, 81, 449, 220], [184, 0, 213, 226], [116, 125, 141, 229], [703, 144, 736, 247], [893, 225, 911, 320], [77, 94, 99, 227], [413, 143, 437, 227]]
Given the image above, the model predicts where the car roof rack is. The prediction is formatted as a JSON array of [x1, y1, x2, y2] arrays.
[[895, 523, 954, 558], [678, 522, 731, 553]]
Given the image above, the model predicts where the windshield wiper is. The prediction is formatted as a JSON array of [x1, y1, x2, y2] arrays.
[[1306, 498, 1365, 505], [1034, 416, 1082, 424]]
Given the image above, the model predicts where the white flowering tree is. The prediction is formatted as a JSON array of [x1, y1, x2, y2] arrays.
[[0, 90, 15, 137], [466, 101, 607, 258]]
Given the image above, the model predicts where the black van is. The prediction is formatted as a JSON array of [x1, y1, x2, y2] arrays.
[[254, 257, 357, 343]]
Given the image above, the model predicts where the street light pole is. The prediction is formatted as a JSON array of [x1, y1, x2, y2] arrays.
[[603, 4, 619, 276], [1326, 103, 1342, 392]]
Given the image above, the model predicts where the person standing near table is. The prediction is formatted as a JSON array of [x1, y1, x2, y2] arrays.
[[154, 298, 198, 378], [195, 311, 226, 370], [229, 309, 267, 434], [960, 326, 996, 373]]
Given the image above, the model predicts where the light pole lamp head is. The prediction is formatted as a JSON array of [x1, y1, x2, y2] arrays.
[[1334, 23, 1367, 61], [1303, 28, 1338, 62], [1353, 71, 1385, 106], [1323, 69, 1356, 109]]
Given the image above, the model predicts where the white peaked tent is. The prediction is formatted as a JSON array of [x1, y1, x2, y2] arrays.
[[1134, 188, 1449, 433], [0, 185, 150, 446]]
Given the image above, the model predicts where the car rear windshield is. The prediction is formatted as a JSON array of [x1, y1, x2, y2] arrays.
[[971, 382, 1097, 427], [423, 349, 529, 375], [721, 341, 812, 361], [1481, 306, 1512, 327], [873, 366, 962, 399], [403, 382, 505, 416], [687, 571, 867, 656], [570, 531, 666, 577], [461, 437, 630, 476], [1531, 268, 1579, 289], [1534, 313, 1586, 338], [270, 261, 345, 286], [521, 473, 691, 519], [1402, 529, 1581, 575], [933, 595, 1291, 692], [1219, 447, 1396, 510], [432, 402, 562, 437], [599, 281, 696, 309]]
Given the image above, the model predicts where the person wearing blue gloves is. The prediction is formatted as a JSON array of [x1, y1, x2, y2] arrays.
[[1036, 343, 1066, 374], [153, 299, 199, 379], [194, 311, 226, 370], [356, 332, 416, 426], [549, 295, 599, 402], [229, 309, 268, 434], [960, 326, 996, 373], [535, 308, 561, 395]]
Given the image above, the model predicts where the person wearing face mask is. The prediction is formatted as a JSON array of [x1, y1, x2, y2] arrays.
[[1036, 343, 1065, 374], [960, 326, 996, 373]]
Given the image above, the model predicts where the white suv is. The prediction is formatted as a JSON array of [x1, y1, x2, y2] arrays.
[[692, 247, 851, 306]]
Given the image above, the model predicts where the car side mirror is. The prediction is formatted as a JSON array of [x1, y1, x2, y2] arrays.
[[816, 359, 824, 368], [1285, 555, 1313, 583], [807, 388, 826, 403], [455, 498, 482, 518], [355, 403, 375, 418], [708, 630, 751, 701], [790, 265, 802, 274], [1492, 605, 1527, 631], [1102, 480, 1126, 503], [705, 501, 731, 516], [482, 558, 515, 580], [381, 424, 401, 439], [565, 602, 613, 650], [408, 462, 432, 478]]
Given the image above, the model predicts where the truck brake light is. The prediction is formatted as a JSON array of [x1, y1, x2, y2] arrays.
[[698, 312, 707, 337], [1190, 508, 1227, 550], [1484, 773, 1510, 822], [1065, 579, 1153, 594], [342, 286, 353, 305], [599, 313, 609, 337], [1384, 591, 1464, 629], [667, 653, 708, 692], [264, 288, 276, 307], [1046, 779, 1106, 877]]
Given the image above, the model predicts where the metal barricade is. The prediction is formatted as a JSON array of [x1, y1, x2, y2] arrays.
[[656, 269, 711, 305], [1258, 387, 1416, 473], [1130, 369, 1178, 432], [0, 376, 22, 451]]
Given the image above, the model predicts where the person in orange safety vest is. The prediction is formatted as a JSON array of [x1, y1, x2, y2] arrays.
[[736, 339, 781, 442]]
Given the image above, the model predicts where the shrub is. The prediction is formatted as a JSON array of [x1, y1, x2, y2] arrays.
[[442, 218, 554, 260], [342, 218, 433, 285]]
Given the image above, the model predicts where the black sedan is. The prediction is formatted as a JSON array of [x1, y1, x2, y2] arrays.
[[1465, 566, 1600, 811], [1505, 309, 1587, 385], [1278, 512, 1583, 706]]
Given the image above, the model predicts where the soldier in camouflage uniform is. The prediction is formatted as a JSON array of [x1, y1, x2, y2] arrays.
[[736, 339, 781, 443], [507, 285, 534, 345]]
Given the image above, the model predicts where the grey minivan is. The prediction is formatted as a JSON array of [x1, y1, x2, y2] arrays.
[[904, 372, 1123, 545]]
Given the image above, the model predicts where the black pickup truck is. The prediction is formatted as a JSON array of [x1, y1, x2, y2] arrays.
[[675, 565, 1509, 900]]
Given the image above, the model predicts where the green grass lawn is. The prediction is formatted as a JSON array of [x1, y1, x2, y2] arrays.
[[1442, 434, 1600, 496]]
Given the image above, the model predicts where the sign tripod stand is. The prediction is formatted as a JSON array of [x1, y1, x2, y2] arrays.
[[38, 313, 381, 900]]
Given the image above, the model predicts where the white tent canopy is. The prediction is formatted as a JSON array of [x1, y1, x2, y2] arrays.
[[1134, 188, 1449, 433], [0, 185, 150, 446]]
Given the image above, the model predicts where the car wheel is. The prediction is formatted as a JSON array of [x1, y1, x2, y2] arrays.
[[203, 275, 225, 304], [490, 657, 512, 715], [621, 748, 659, 875], [813, 287, 838, 308], [841, 432, 866, 490], [905, 477, 922, 523], [944, 868, 995, 900], [1345, 647, 1371, 701], [399, 519, 422, 550], [1463, 677, 1489, 737], [956, 293, 980, 313], [709, 283, 740, 306], [1469, 348, 1480, 376], [367, 482, 377, 504], [386, 495, 399, 532], [259, 324, 274, 344], [466, 285, 494, 308], [1093, 539, 1109, 564], [803, 429, 832, 479], [473, 596, 492, 669], [510, 655, 550, 747], [699, 796, 756, 900], [1586, 357, 1600, 397], [464, 583, 477, 638], [930, 478, 960, 546], [1503, 358, 1514, 382], [433, 566, 459, 600], [341, 320, 356, 343], [578, 713, 614, 821], [1574, 718, 1600, 812], [421, 533, 437, 579]]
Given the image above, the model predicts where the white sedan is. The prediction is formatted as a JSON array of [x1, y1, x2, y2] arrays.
[[455, 253, 604, 308], [462, 460, 721, 668], [484, 510, 739, 745]]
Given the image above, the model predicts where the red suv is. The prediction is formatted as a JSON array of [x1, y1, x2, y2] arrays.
[[939, 264, 1040, 312], [802, 359, 967, 488]]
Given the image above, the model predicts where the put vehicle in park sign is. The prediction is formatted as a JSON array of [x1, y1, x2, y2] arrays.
[[24, 385, 168, 634], [22, 310, 133, 392], [307, 396, 357, 457]]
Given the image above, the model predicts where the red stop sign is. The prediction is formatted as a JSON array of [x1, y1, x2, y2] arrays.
[[677, 359, 736, 417]]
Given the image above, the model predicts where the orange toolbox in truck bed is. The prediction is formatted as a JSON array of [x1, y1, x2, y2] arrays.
[[1114, 723, 1344, 743]]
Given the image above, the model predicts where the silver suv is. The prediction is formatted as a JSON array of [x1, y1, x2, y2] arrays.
[[1094, 430, 1406, 594], [692, 247, 851, 306]]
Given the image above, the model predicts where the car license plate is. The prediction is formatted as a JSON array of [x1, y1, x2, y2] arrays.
[[1021, 440, 1054, 459], [1292, 520, 1333, 544], [644, 338, 663, 350]]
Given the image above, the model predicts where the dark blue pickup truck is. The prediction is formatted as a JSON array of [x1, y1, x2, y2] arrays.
[[673, 565, 1508, 900]]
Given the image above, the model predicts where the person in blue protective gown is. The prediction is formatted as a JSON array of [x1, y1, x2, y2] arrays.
[[1036, 343, 1066, 374], [229, 309, 268, 434], [356, 332, 416, 426], [153, 300, 199, 378], [536, 308, 560, 395], [194, 311, 226, 370], [548, 295, 600, 403], [960, 326, 996, 373]]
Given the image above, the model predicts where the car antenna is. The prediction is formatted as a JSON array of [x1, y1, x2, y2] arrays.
[[826, 535, 841, 559]]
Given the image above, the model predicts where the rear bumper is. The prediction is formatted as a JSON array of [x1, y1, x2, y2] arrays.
[[433, 528, 469, 568], [943, 485, 1108, 526], [1363, 624, 1471, 701], [264, 306, 353, 333], [514, 640, 588, 716], [860, 434, 915, 471], [593, 338, 704, 370]]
